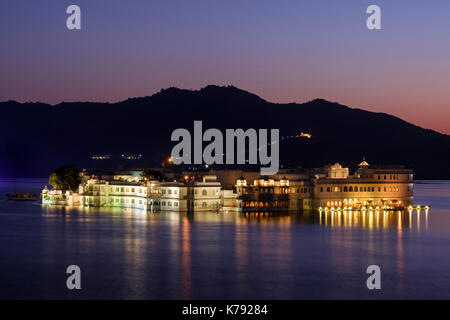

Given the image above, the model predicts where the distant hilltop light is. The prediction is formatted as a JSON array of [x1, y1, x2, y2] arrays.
[[298, 132, 312, 139], [91, 154, 112, 160]]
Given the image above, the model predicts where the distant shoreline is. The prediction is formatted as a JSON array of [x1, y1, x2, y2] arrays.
[[1, 178, 450, 183]]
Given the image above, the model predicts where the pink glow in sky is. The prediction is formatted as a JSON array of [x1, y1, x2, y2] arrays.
[[1, 1, 449, 134]]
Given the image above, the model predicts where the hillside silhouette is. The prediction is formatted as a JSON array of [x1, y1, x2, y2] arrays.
[[1, 85, 449, 179]]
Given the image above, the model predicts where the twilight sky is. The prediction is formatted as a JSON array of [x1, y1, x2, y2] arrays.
[[1, 0, 450, 134]]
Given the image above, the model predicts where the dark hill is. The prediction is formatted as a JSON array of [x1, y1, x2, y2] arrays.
[[1, 85, 449, 179]]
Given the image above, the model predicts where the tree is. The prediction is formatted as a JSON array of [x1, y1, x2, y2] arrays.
[[49, 172, 63, 189], [141, 167, 166, 181], [48, 164, 81, 191]]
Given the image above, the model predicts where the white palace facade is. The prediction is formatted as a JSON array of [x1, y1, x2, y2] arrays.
[[42, 159, 414, 212], [42, 174, 222, 212]]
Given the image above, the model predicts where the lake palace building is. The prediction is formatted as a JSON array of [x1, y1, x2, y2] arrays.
[[42, 159, 414, 212]]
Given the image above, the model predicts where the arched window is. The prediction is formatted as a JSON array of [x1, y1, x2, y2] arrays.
[[202, 189, 207, 196]]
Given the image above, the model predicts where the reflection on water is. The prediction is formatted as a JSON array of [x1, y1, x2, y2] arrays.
[[40, 205, 430, 231], [0, 179, 450, 299], [318, 209, 429, 230]]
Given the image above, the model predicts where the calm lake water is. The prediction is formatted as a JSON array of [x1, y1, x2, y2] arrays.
[[0, 179, 449, 299]]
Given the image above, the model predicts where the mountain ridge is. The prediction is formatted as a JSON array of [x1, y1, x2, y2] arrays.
[[1, 85, 449, 179]]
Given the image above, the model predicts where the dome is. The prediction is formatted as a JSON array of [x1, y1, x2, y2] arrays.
[[358, 158, 370, 167]]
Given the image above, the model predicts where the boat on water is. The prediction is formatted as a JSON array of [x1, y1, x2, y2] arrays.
[[6, 192, 38, 201]]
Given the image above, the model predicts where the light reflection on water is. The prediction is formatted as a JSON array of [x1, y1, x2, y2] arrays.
[[0, 180, 449, 299]]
